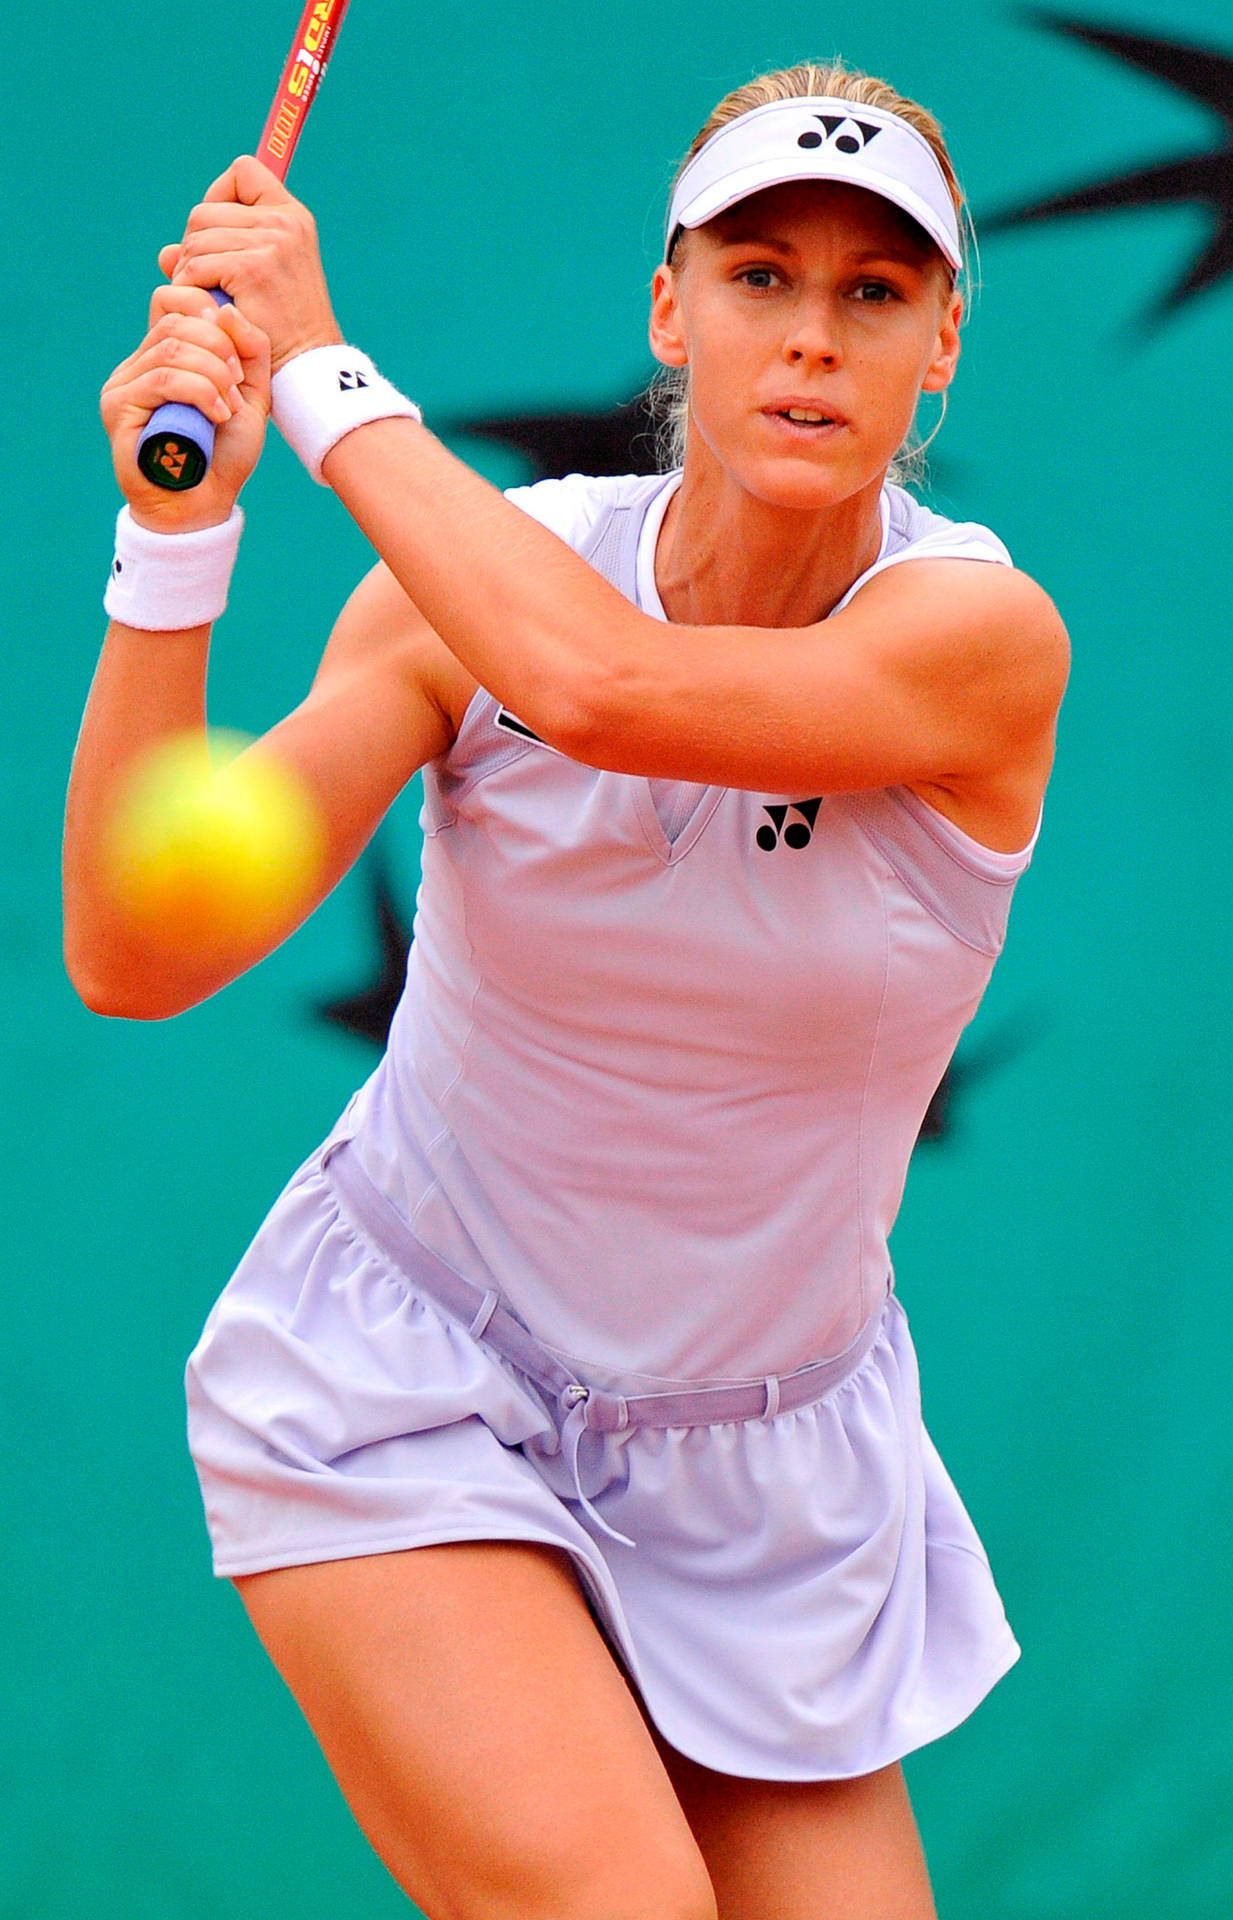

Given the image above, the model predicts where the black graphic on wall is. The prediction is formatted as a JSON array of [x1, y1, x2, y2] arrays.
[[916, 1008, 1049, 1144], [318, 849, 412, 1045], [440, 380, 965, 493], [981, 14, 1233, 324], [442, 383, 665, 479]]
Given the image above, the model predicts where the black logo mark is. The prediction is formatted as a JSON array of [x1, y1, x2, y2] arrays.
[[155, 440, 189, 483], [757, 797, 822, 850], [339, 370, 370, 390], [979, 16, 1233, 328], [494, 708, 568, 758], [797, 115, 881, 156], [494, 708, 544, 744]]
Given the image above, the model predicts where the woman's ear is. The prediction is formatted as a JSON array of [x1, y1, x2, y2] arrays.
[[921, 286, 963, 394], [648, 262, 689, 369]]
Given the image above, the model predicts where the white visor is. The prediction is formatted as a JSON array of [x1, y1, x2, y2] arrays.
[[665, 95, 962, 273]]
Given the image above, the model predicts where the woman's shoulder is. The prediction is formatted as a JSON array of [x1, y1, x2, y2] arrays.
[[882, 482, 1013, 569], [502, 470, 671, 549]]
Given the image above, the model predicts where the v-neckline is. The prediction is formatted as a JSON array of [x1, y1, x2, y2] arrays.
[[629, 475, 893, 865], [633, 472, 723, 864], [632, 779, 726, 866]]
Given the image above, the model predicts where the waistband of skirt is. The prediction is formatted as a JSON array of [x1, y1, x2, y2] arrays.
[[320, 1136, 891, 1434]]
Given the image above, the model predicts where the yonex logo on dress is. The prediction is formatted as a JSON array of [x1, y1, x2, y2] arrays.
[[338, 370, 370, 390], [797, 116, 881, 156], [757, 799, 822, 850]]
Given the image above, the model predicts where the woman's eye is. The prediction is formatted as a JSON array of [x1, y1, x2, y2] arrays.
[[737, 267, 779, 290], [855, 281, 895, 303]]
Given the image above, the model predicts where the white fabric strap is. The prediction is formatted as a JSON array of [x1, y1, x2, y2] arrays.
[[270, 345, 423, 484], [104, 505, 244, 631]]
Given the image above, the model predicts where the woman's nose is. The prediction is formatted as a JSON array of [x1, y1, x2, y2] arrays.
[[781, 296, 842, 366]]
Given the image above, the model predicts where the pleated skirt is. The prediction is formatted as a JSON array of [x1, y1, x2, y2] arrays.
[[185, 1141, 1021, 1781]]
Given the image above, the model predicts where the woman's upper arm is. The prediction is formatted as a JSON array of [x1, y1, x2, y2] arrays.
[[574, 559, 1070, 795], [258, 562, 477, 887], [308, 557, 477, 725], [68, 565, 477, 1023]]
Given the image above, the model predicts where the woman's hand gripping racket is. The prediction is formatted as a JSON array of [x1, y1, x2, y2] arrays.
[[137, 0, 351, 491]]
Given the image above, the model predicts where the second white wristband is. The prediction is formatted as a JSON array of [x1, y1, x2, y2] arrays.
[[104, 504, 244, 630], [270, 345, 423, 484]]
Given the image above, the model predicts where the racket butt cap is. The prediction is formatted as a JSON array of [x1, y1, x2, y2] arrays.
[[137, 404, 215, 491]]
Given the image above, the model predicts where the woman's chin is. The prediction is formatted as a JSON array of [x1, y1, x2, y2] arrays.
[[736, 454, 872, 513]]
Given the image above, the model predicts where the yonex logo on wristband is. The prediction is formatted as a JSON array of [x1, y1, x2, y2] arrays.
[[270, 346, 423, 484], [798, 115, 881, 156], [757, 799, 822, 850]]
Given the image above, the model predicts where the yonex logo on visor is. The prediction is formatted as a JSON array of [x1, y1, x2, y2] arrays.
[[664, 96, 962, 274], [799, 116, 881, 154]]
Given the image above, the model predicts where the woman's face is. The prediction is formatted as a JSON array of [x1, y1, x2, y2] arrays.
[[649, 178, 962, 509]]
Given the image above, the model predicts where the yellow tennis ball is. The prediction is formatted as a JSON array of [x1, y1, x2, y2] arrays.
[[102, 728, 327, 958]]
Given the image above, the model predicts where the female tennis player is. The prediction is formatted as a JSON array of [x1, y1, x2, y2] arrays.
[[70, 58, 1068, 1920]]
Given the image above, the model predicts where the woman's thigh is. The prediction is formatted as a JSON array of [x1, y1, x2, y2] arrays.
[[232, 1540, 718, 1920], [646, 1725, 937, 1920]]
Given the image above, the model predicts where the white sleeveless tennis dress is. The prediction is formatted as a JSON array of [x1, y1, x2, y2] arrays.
[[185, 469, 1041, 1781]]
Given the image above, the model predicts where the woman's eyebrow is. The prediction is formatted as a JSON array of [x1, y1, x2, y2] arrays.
[[714, 232, 797, 253], [851, 245, 929, 266], [713, 233, 927, 266]]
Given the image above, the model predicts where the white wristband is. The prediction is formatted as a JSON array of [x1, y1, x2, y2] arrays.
[[270, 345, 423, 484], [104, 505, 244, 631]]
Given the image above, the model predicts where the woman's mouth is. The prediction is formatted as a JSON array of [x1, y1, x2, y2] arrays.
[[761, 407, 847, 438]]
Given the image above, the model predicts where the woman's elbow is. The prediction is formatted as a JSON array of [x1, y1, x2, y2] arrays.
[[63, 938, 196, 1022], [66, 969, 181, 1021], [543, 653, 643, 765]]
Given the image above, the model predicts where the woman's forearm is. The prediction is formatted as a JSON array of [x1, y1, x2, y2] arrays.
[[322, 417, 643, 747], [63, 622, 215, 1016]]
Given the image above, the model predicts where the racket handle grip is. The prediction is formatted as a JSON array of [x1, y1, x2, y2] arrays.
[[136, 288, 231, 492]]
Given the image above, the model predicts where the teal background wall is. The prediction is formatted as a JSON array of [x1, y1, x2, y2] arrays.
[[6, 1, 1232, 1914]]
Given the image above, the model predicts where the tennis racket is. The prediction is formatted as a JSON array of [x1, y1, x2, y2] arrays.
[[137, 0, 352, 491]]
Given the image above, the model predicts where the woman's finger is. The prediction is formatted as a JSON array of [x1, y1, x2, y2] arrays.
[[140, 289, 271, 390], [213, 302, 272, 382], [104, 309, 253, 432], [111, 363, 237, 428], [128, 335, 241, 404], [184, 201, 271, 232], [170, 249, 255, 298], [136, 328, 243, 398], [201, 153, 296, 207], [175, 224, 278, 271], [148, 282, 226, 330]]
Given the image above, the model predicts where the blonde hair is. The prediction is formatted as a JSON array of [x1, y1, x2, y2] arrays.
[[643, 60, 973, 487]]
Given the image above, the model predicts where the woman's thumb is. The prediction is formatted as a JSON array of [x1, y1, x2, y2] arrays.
[[158, 243, 181, 278]]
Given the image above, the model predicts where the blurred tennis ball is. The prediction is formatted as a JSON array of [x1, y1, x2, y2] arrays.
[[101, 728, 326, 958]]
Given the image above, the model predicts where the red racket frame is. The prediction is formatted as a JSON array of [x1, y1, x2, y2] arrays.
[[256, 0, 352, 181], [136, 0, 354, 488]]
